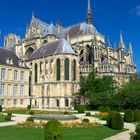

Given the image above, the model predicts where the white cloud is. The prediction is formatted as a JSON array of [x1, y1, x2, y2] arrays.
[[131, 5, 140, 16]]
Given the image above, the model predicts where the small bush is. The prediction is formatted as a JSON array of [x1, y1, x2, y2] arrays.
[[0, 105, 2, 112], [106, 111, 115, 127], [82, 118, 89, 123], [5, 116, 11, 121], [99, 106, 110, 113], [27, 110, 34, 115], [74, 104, 80, 110], [86, 112, 91, 116], [7, 112, 12, 117], [45, 120, 63, 140], [27, 105, 31, 110], [124, 109, 134, 122], [111, 112, 124, 130], [63, 111, 69, 115], [134, 109, 140, 122], [132, 123, 140, 140], [26, 117, 34, 122], [78, 105, 85, 113]]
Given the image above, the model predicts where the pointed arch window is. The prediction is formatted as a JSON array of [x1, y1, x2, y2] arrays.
[[56, 99, 59, 107], [65, 99, 69, 107], [56, 59, 61, 81], [72, 59, 76, 81], [34, 63, 38, 83], [64, 58, 69, 80]]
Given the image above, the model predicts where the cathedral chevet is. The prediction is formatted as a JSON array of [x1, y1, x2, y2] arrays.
[[1, 0, 136, 109]]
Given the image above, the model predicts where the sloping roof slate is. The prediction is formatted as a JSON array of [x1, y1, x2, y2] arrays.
[[29, 39, 75, 61]]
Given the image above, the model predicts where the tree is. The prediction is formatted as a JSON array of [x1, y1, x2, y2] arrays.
[[77, 70, 117, 107]]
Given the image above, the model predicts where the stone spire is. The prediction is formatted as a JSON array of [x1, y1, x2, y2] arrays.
[[114, 41, 117, 50], [86, 0, 93, 24], [107, 37, 111, 48], [119, 32, 125, 49]]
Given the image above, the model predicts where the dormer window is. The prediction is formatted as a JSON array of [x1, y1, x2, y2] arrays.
[[6, 57, 13, 65], [19, 60, 25, 67]]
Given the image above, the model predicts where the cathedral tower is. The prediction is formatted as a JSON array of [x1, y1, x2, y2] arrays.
[[86, 0, 93, 24]]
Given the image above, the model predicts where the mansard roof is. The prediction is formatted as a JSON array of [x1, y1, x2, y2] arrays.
[[65, 22, 97, 38], [0, 47, 28, 69], [29, 39, 75, 61]]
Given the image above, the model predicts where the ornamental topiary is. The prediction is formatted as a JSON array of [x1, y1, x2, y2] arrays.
[[124, 109, 134, 122], [134, 109, 140, 122], [74, 104, 80, 110], [86, 112, 91, 116], [27, 110, 34, 115], [26, 117, 34, 122], [132, 123, 140, 140], [106, 111, 115, 128], [111, 112, 124, 130], [82, 118, 89, 123], [5, 116, 11, 121], [78, 105, 85, 113], [44, 120, 63, 140], [0, 105, 2, 112], [7, 112, 12, 117]]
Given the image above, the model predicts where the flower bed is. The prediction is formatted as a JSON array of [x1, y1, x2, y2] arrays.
[[15, 120, 99, 129], [93, 112, 109, 120]]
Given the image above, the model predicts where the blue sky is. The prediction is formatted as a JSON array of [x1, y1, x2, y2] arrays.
[[0, 0, 140, 71]]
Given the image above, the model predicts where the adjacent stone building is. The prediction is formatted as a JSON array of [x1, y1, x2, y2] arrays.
[[0, 48, 30, 108]]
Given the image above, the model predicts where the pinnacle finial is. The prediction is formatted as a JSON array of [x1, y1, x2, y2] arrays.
[[86, 0, 93, 24], [107, 36, 111, 48], [128, 42, 133, 54], [114, 41, 117, 50], [32, 11, 35, 18], [119, 31, 125, 49], [120, 31, 123, 43]]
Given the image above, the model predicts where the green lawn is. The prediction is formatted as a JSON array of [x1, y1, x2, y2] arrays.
[[0, 125, 126, 140]]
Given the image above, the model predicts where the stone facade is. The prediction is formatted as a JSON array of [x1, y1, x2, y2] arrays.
[[2, 0, 136, 109], [0, 48, 30, 108]]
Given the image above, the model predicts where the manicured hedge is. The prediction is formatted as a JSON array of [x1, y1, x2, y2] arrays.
[[111, 112, 124, 130], [124, 109, 134, 122], [44, 120, 63, 140], [134, 109, 140, 122], [107, 111, 124, 130], [26, 117, 34, 122], [86, 112, 91, 116]]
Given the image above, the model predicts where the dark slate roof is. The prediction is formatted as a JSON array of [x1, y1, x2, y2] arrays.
[[0, 47, 28, 69], [65, 22, 96, 38], [29, 39, 75, 61]]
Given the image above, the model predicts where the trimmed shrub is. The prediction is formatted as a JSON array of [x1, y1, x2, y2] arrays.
[[27, 110, 34, 115], [74, 104, 80, 110], [27, 105, 31, 110], [78, 105, 85, 113], [111, 112, 124, 130], [63, 111, 69, 115], [124, 109, 134, 122], [7, 112, 12, 117], [134, 109, 140, 122], [132, 123, 140, 140], [26, 117, 34, 122], [86, 112, 91, 116], [106, 111, 115, 128], [44, 120, 63, 140], [82, 118, 89, 123], [0, 105, 2, 112], [5, 116, 11, 121], [99, 106, 110, 113]]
